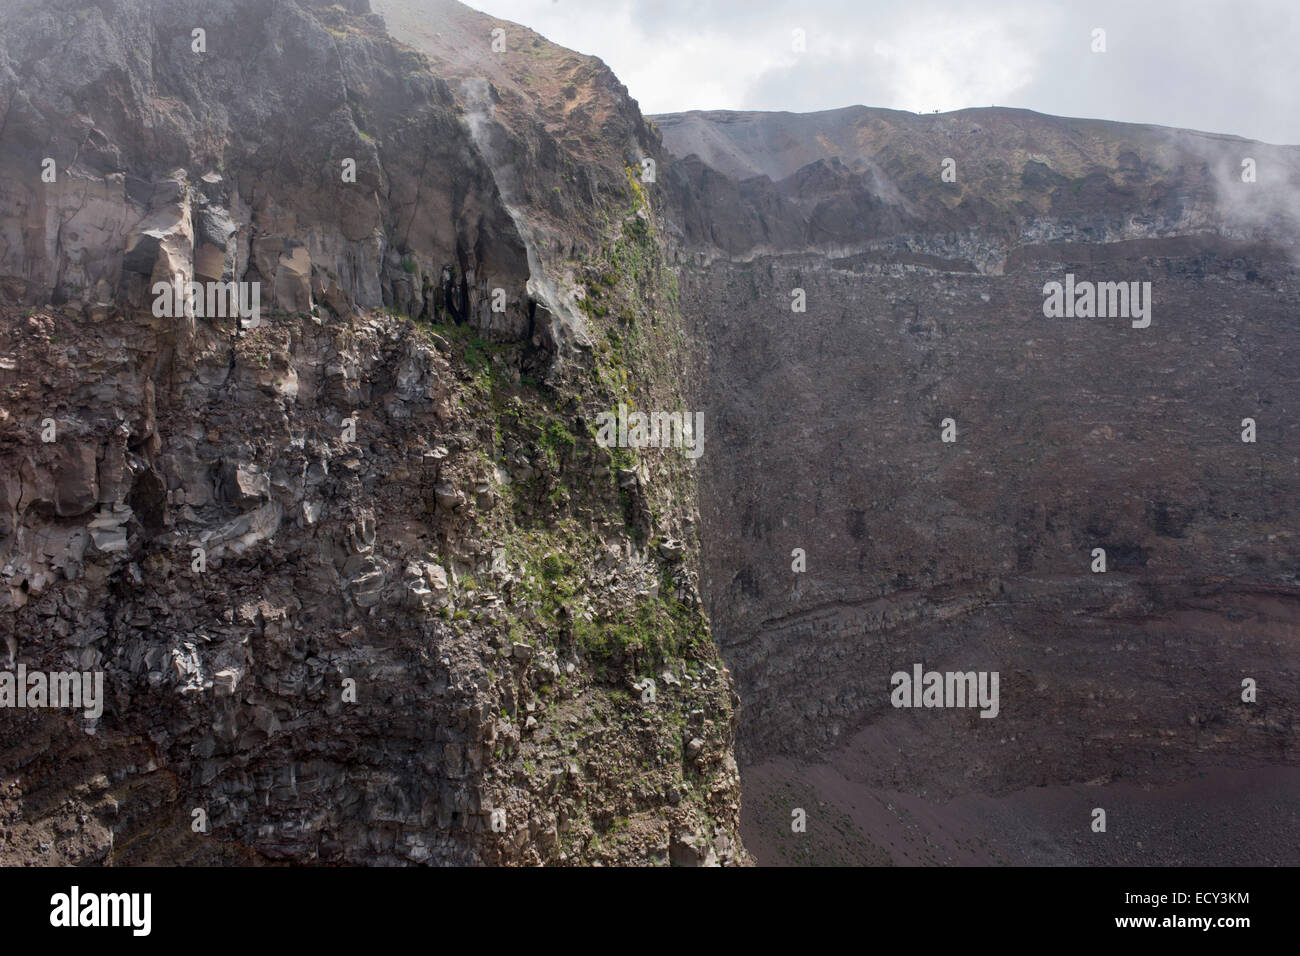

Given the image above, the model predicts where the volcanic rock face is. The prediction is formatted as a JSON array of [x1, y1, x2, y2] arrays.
[[0, 0, 745, 866], [0, 0, 550, 344], [657, 107, 1300, 864]]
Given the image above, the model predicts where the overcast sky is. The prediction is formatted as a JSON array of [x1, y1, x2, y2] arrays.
[[467, 0, 1299, 144]]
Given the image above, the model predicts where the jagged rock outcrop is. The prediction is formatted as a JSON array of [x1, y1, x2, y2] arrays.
[[0, 0, 746, 866]]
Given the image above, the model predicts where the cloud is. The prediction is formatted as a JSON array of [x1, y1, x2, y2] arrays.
[[868, 12, 1045, 112]]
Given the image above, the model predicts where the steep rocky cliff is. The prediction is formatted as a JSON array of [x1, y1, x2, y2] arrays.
[[0, 0, 744, 866], [656, 106, 1300, 864]]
